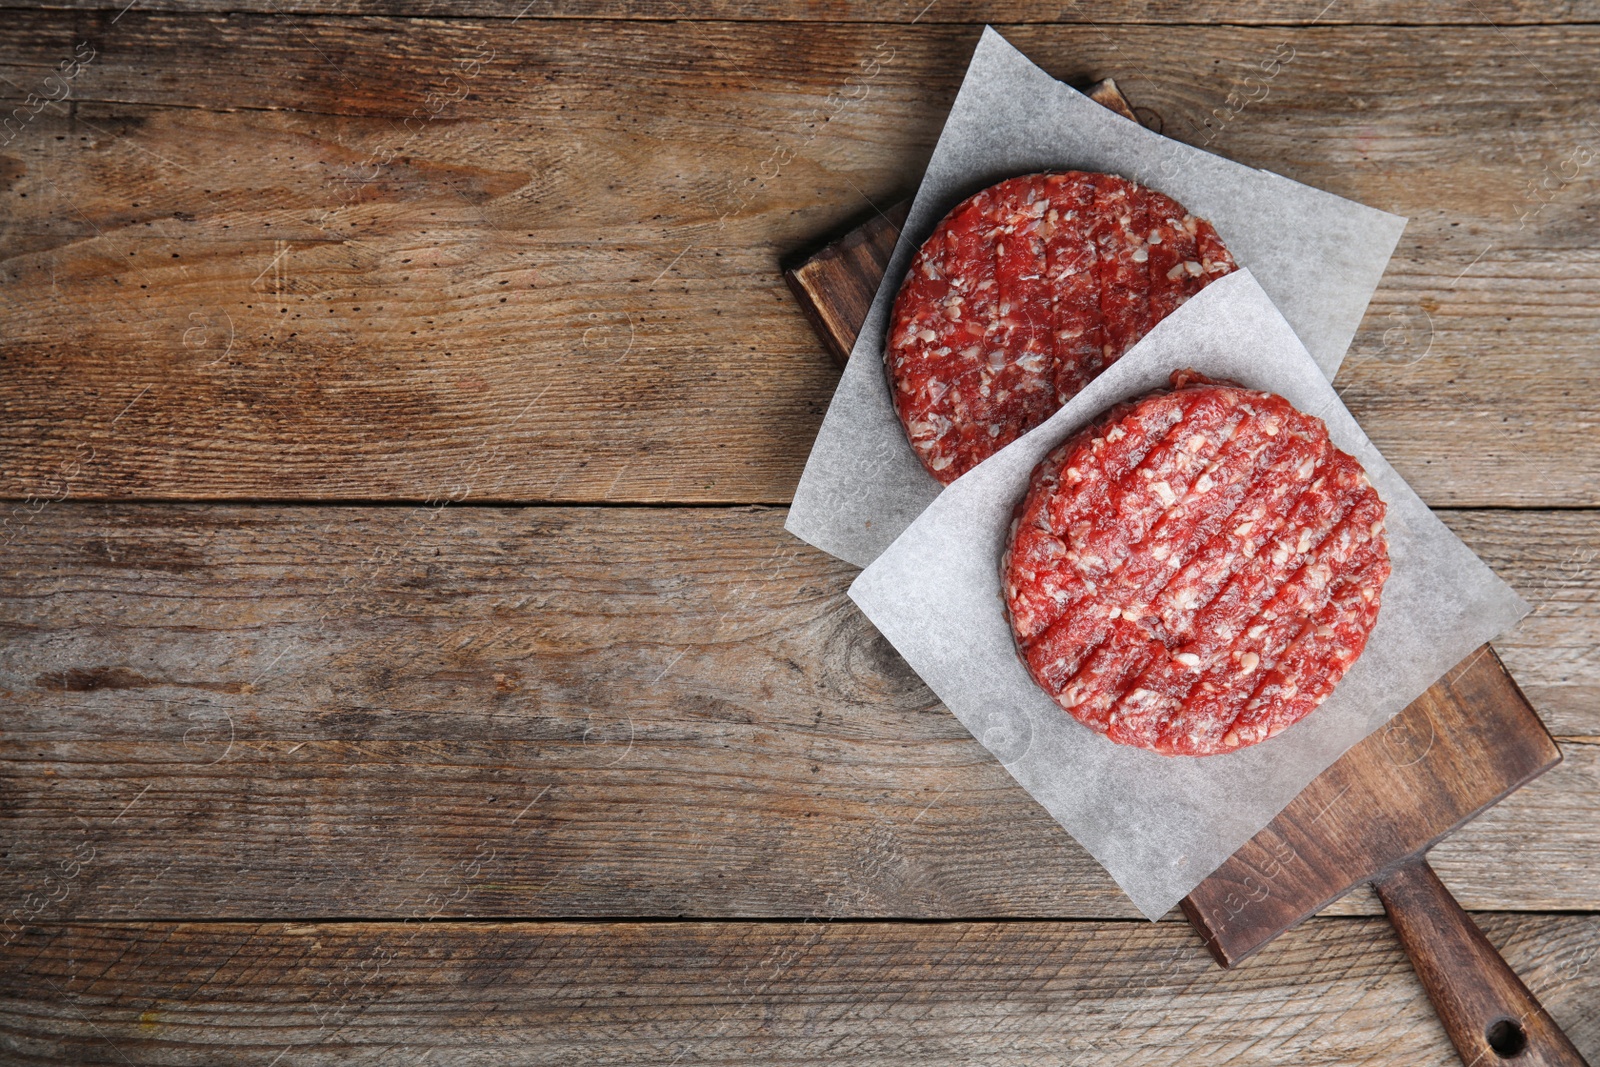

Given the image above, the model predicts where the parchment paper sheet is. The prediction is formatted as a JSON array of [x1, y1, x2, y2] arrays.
[[848, 270, 1529, 921], [788, 27, 1407, 568]]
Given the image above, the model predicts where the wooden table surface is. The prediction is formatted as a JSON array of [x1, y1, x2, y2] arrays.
[[2, 3, 1598, 1064]]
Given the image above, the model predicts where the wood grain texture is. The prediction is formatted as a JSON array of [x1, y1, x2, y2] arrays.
[[1373, 860, 1592, 1067], [0, 10, 1594, 1067], [3, 18, 1600, 504], [8, 1, 1600, 23], [2, 504, 1596, 920], [1185, 646, 1562, 966], [1, 916, 1595, 1066], [784, 199, 908, 366]]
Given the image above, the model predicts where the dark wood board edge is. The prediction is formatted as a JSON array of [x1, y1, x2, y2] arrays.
[[1181, 645, 1564, 969], [1083, 77, 1139, 121], [782, 200, 908, 366], [1371, 857, 1593, 1067]]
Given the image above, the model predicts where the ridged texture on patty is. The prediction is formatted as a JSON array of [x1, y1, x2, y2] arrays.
[[1002, 372, 1390, 757]]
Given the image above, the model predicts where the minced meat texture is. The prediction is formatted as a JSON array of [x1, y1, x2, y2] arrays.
[[1001, 371, 1390, 757], [888, 171, 1236, 484]]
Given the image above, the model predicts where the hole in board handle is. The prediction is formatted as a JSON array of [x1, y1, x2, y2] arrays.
[[1486, 1017, 1527, 1059]]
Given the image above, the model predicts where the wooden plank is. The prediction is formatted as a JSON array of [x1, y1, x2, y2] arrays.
[[1184, 645, 1561, 966], [1442, 511, 1600, 736], [1, 917, 1595, 1065], [783, 200, 908, 367], [3, 736, 1597, 922], [2, 18, 1600, 505], [3, 506, 1595, 738], [2, 504, 1595, 920], [8, 1, 1600, 23]]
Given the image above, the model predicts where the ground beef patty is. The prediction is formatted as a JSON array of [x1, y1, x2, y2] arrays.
[[888, 172, 1237, 485], [1002, 372, 1390, 757]]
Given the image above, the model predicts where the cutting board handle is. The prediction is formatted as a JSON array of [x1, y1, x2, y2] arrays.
[[1372, 856, 1590, 1067]]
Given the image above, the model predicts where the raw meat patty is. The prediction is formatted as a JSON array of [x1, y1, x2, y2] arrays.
[[888, 171, 1237, 485], [1002, 371, 1390, 757]]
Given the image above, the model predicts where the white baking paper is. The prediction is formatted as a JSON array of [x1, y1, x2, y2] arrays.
[[788, 27, 1407, 568], [847, 269, 1529, 921]]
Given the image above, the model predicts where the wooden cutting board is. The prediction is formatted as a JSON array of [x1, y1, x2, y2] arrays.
[[782, 80, 1586, 1067]]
